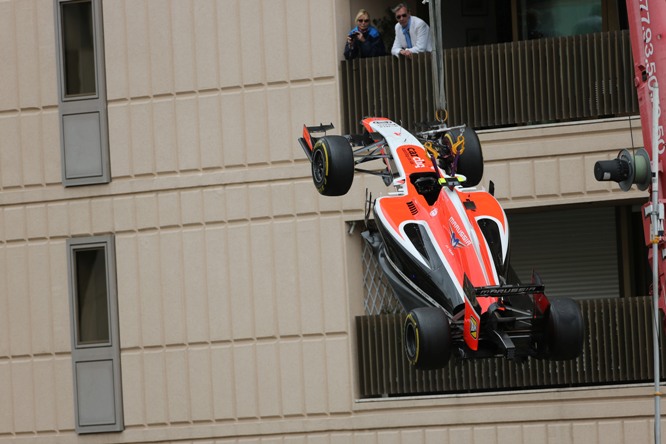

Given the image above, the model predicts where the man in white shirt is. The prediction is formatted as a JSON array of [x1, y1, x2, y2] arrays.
[[391, 3, 432, 57]]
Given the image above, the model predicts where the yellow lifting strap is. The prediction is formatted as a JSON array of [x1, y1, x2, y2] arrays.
[[450, 133, 465, 155], [424, 141, 439, 158]]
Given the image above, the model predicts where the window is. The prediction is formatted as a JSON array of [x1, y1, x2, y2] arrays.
[[74, 247, 110, 345], [61, 1, 97, 97], [67, 235, 123, 433], [518, 0, 602, 40], [54, 0, 110, 186]]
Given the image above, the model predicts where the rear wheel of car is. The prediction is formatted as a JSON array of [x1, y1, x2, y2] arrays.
[[403, 307, 452, 370], [311, 136, 354, 196], [544, 298, 585, 360], [456, 127, 484, 187]]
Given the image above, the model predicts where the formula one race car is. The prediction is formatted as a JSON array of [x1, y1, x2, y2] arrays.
[[299, 117, 585, 370]]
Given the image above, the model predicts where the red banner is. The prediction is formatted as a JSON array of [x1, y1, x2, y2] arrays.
[[628, 0, 666, 312]]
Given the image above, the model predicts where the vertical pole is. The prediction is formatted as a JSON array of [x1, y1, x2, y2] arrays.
[[427, 0, 446, 115], [651, 82, 661, 444]]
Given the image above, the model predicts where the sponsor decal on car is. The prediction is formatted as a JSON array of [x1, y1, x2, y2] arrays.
[[449, 217, 471, 248], [372, 120, 399, 128], [470, 316, 478, 340], [401, 146, 427, 168]]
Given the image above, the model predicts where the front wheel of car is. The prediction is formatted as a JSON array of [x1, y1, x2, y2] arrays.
[[403, 307, 452, 370], [456, 127, 484, 187], [311, 136, 354, 196], [544, 298, 585, 360]]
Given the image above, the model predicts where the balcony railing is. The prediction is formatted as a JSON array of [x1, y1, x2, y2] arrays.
[[341, 30, 638, 133], [359, 241, 664, 397], [356, 296, 666, 398]]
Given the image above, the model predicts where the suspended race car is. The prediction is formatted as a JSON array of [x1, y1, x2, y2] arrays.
[[299, 117, 585, 370]]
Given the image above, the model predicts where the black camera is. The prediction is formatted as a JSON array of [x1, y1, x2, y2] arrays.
[[348, 31, 359, 40]]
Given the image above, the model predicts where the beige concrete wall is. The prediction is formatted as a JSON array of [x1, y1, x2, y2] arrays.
[[480, 117, 648, 209], [0, 0, 661, 443]]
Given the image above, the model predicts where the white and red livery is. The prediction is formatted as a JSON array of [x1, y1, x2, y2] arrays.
[[300, 117, 584, 369]]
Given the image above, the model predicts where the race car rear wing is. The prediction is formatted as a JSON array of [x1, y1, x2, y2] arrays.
[[299, 123, 334, 162], [461, 274, 551, 352], [464, 274, 547, 307], [473, 284, 545, 297]]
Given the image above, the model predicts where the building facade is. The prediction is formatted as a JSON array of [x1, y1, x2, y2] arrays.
[[0, 0, 662, 443]]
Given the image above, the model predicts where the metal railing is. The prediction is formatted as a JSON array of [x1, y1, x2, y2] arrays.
[[362, 238, 403, 316], [358, 238, 663, 396], [341, 30, 638, 133], [355, 297, 665, 398]]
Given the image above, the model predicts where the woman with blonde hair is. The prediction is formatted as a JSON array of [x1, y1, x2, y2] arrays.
[[344, 9, 386, 60]]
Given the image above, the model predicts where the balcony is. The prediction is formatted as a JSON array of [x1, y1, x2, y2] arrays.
[[356, 297, 666, 398], [357, 230, 664, 398], [341, 30, 637, 133]]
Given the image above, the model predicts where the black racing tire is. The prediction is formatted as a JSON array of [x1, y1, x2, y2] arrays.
[[311, 136, 354, 196], [403, 307, 452, 370], [545, 298, 585, 361], [456, 127, 484, 187]]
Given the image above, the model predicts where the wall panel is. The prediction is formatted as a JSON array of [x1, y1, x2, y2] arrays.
[[171, 0, 196, 93], [130, 101, 155, 176], [107, 102, 132, 178], [193, 0, 218, 90], [279, 340, 305, 416], [15, 0, 40, 109], [143, 349, 168, 425], [251, 222, 277, 339], [0, 0, 18, 110], [188, 347, 214, 421], [0, 362, 12, 434], [108, 234, 141, 347], [211, 344, 236, 420], [244, 90, 270, 165], [239, 0, 264, 86], [199, 93, 224, 169], [120, 351, 144, 426], [28, 243, 53, 355], [33, 358, 57, 432], [166, 348, 190, 422], [216, 0, 242, 87], [302, 338, 328, 414], [0, 115, 21, 188], [286, 0, 312, 81], [221, 92, 247, 167], [205, 226, 233, 342], [256, 342, 282, 417], [297, 218, 325, 335], [125, 0, 151, 98], [183, 228, 209, 343], [176, 96, 201, 171], [274, 220, 301, 336], [20, 114, 44, 186], [263, 0, 289, 83], [233, 343, 259, 419], [138, 233, 164, 346]]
